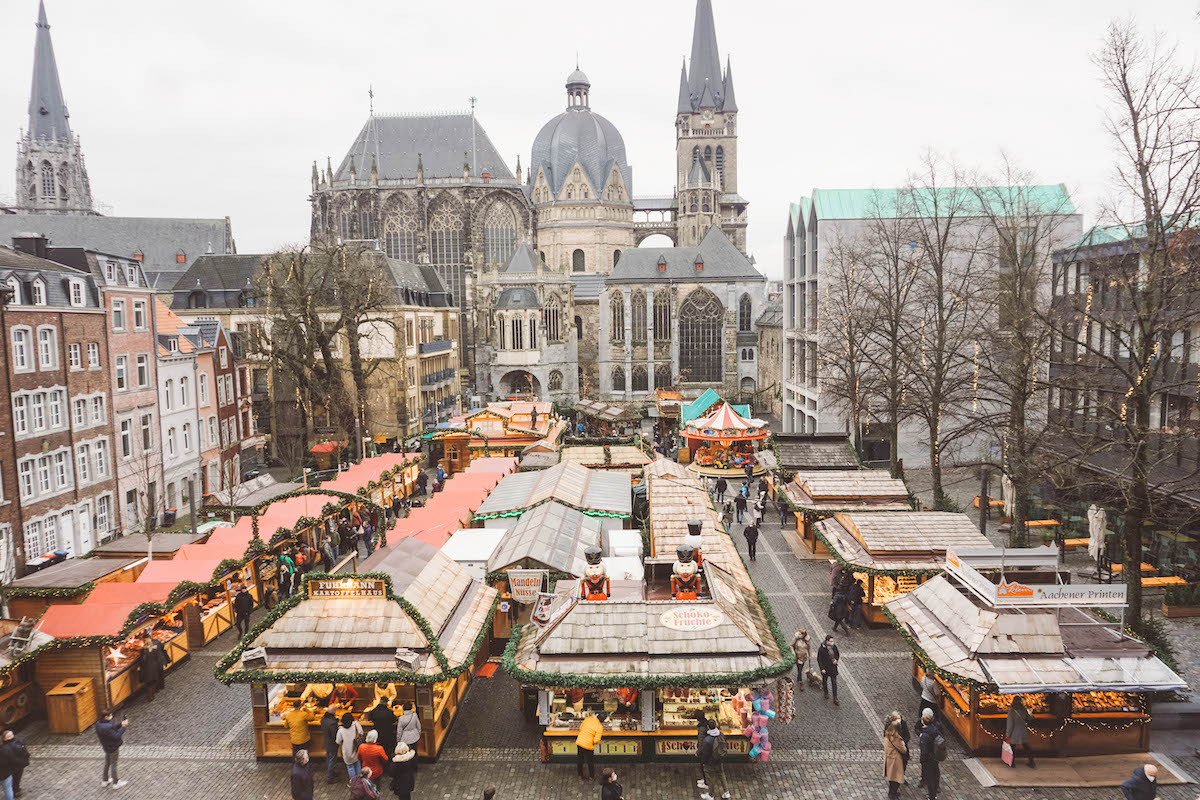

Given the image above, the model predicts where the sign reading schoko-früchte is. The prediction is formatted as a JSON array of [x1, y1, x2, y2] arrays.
[[660, 606, 725, 632], [307, 578, 386, 599]]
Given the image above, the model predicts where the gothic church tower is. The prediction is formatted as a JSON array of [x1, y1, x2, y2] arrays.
[[14, 1, 96, 215], [675, 0, 745, 252]]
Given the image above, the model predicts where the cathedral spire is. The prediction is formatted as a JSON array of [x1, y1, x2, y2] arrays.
[[677, 60, 691, 114], [686, 0, 724, 110], [722, 56, 738, 113], [28, 0, 72, 141]]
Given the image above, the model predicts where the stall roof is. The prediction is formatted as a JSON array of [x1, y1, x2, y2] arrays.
[[136, 559, 229, 585], [465, 457, 519, 474], [817, 512, 993, 571], [487, 502, 603, 575], [38, 600, 146, 638], [8, 556, 141, 589], [204, 526, 255, 549], [574, 399, 641, 422], [92, 532, 206, 556], [786, 470, 911, 512], [559, 446, 652, 469], [176, 542, 247, 561], [84, 581, 178, 606], [774, 433, 860, 470], [886, 576, 1187, 693], [223, 474, 305, 508], [441, 529, 507, 564], [474, 461, 631, 519], [443, 471, 502, 491], [519, 452, 561, 470]]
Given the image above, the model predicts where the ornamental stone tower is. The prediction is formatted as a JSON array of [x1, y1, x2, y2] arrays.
[[14, 1, 96, 216]]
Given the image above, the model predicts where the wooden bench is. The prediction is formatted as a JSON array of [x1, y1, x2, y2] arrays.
[[973, 496, 1006, 509], [1062, 537, 1090, 551], [1110, 562, 1156, 574], [1142, 576, 1187, 588], [1024, 519, 1061, 528]]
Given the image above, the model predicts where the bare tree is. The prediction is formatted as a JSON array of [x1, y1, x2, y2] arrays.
[[1048, 21, 1200, 627], [818, 235, 875, 459]]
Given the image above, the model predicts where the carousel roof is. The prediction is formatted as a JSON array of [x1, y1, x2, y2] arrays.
[[684, 402, 768, 439]]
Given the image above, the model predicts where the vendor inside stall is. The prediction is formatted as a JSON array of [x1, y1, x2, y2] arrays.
[[215, 539, 497, 760]]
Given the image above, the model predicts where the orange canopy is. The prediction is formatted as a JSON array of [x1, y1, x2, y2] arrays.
[[176, 542, 247, 562], [38, 602, 143, 638], [85, 581, 177, 606], [310, 441, 345, 454], [137, 559, 229, 585], [464, 457, 518, 475]]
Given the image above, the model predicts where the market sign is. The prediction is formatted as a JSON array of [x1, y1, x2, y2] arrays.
[[307, 578, 387, 599], [660, 606, 725, 632], [654, 737, 749, 757], [506, 569, 547, 604], [548, 738, 643, 757], [945, 549, 1127, 608]]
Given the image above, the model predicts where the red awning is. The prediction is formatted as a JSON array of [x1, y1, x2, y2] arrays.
[[310, 441, 346, 455]]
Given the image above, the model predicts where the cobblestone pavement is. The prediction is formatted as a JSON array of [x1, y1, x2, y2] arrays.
[[9, 480, 1200, 799]]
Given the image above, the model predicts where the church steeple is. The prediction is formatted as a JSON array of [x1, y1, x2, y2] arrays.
[[681, 0, 728, 113], [15, 1, 95, 215]]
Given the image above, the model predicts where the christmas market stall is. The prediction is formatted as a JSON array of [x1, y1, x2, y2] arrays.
[[502, 456, 793, 764], [815, 512, 993, 624], [91, 532, 207, 561], [472, 462, 632, 529], [0, 621, 54, 729], [573, 400, 642, 437], [215, 538, 498, 761], [559, 445, 654, 480], [6, 556, 145, 620], [34, 580, 192, 722], [886, 547, 1186, 756], [136, 559, 239, 646], [782, 470, 911, 554], [682, 402, 770, 479]]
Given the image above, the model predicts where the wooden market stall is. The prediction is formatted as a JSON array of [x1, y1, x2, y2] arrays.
[[136, 559, 237, 646], [782, 470, 911, 554], [91, 532, 207, 561], [505, 457, 791, 764], [215, 538, 497, 761], [34, 581, 192, 721], [0, 622, 54, 729], [572, 400, 642, 438], [559, 445, 653, 480], [886, 547, 1186, 756], [6, 556, 145, 620], [472, 461, 633, 529], [815, 512, 993, 624]]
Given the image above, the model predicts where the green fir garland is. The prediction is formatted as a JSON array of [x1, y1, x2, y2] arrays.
[[814, 528, 944, 579], [4, 582, 96, 601], [881, 604, 991, 692]]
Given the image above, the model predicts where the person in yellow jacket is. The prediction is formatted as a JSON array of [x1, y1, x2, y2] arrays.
[[575, 711, 603, 782], [283, 703, 318, 755]]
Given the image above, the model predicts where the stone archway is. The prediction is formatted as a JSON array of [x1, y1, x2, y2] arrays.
[[500, 370, 541, 400]]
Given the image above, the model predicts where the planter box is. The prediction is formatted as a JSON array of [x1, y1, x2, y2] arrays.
[[1162, 602, 1200, 618]]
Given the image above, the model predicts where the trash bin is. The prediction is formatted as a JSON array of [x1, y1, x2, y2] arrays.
[[164, 507, 177, 526], [46, 678, 96, 734]]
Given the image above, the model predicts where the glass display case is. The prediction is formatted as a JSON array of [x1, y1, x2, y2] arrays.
[[544, 688, 642, 732]]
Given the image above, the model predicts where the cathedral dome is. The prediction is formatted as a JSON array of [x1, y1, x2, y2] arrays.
[[531, 68, 632, 198]]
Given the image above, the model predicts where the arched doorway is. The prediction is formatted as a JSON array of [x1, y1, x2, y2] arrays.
[[500, 370, 541, 400]]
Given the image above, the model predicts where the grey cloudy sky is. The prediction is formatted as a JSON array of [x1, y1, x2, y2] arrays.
[[1, 0, 1196, 278]]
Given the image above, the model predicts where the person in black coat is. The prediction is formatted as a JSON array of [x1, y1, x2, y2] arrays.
[[600, 767, 624, 800], [390, 742, 417, 800], [733, 494, 747, 523], [817, 635, 840, 705], [2, 729, 29, 798], [742, 524, 759, 561], [713, 477, 727, 502], [367, 697, 398, 762], [291, 750, 314, 800], [320, 706, 340, 783], [848, 580, 866, 630], [1120, 764, 1158, 800], [96, 711, 127, 789], [139, 634, 169, 701], [233, 586, 254, 637], [918, 710, 942, 800]]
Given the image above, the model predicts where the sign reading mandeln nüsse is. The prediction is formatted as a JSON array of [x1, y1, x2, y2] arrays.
[[506, 569, 547, 604]]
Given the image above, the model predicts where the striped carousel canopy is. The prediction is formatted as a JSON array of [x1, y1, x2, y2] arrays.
[[683, 402, 769, 441]]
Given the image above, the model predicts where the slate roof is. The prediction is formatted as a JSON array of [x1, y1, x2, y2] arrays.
[[474, 461, 631, 518], [169, 254, 265, 308], [531, 79, 632, 197], [679, 0, 736, 114], [774, 433, 859, 469], [0, 214, 235, 290], [756, 302, 782, 327], [503, 243, 539, 274], [0, 244, 99, 308], [496, 287, 539, 310], [9, 556, 140, 590], [570, 274, 606, 301], [27, 1, 72, 142], [334, 113, 513, 181], [607, 226, 763, 284], [487, 501, 603, 575]]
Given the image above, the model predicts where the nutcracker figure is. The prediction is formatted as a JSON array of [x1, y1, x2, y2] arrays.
[[685, 519, 704, 569], [671, 544, 702, 600], [579, 546, 610, 601]]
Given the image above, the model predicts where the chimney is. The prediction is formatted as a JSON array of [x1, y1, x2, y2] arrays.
[[11, 233, 49, 260]]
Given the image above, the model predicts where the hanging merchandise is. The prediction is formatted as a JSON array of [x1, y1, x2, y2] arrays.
[[774, 677, 795, 724]]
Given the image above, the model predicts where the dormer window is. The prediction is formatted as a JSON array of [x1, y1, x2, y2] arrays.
[[30, 279, 46, 306], [105, 261, 116, 282], [694, 256, 704, 273], [176, 251, 187, 264], [126, 265, 137, 285], [657, 256, 667, 273], [5, 278, 21, 305], [132, 250, 143, 261], [167, 338, 179, 352], [69, 280, 85, 307]]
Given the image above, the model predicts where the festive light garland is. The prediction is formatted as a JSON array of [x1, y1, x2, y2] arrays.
[[815, 528, 944, 579], [4, 582, 96, 601]]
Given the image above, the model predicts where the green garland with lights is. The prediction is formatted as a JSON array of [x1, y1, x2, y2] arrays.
[[213, 570, 497, 686], [814, 528, 944, 579], [474, 499, 630, 522], [4, 581, 96, 601], [421, 427, 492, 456]]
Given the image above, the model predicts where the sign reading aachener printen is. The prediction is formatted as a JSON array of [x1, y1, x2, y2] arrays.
[[307, 578, 387, 599]]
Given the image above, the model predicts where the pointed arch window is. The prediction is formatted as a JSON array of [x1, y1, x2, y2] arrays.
[[679, 289, 723, 383], [610, 291, 625, 342], [613, 250, 622, 268], [430, 198, 466, 313], [690, 193, 698, 214], [548, 370, 563, 391], [655, 364, 672, 389], [40, 162, 55, 198], [383, 210, 417, 261], [702, 197, 711, 213], [632, 366, 648, 392], [715, 146, 725, 186], [704, 146, 712, 163], [631, 290, 647, 343], [611, 366, 625, 392], [692, 146, 699, 165], [510, 316, 524, 350], [738, 293, 752, 332], [542, 296, 562, 343], [654, 293, 671, 341], [483, 202, 518, 268]]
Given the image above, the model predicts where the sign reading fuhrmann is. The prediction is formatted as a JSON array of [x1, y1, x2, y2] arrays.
[[307, 578, 387, 599], [660, 606, 725, 632]]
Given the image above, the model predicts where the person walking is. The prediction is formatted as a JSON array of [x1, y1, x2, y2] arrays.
[[356, 730, 389, 783], [283, 703, 317, 756], [696, 719, 729, 800], [336, 711, 365, 780], [743, 462, 754, 482], [721, 502, 734, 532], [757, 476, 769, 499], [96, 710, 128, 790], [2, 729, 28, 798], [574, 711, 602, 782], [600, 767, 624, 800], [1120, 764, 1158, 800], [830, 585, 851, 634], [367, 697, 398, 761], [138, 633, 169, 701], [714, 477, 727, 503], [416, 471, 428, 497], [349, 766, 379, 800], [883, 711, 907, 799], [734, 493, 747, 523], [848, 579, 866, 630], [291, 750, 314, 800], [918, 708, 942, 800], [321, 537, 336, 573], [279, 557, 294, 598], [390, 742, 416, 800], [791, 630, 811, 689], [742, 522, 759, 562], [1005, 696, 1034, 768], [818, 634, 840, 705], [321, 705, 341, 784], [233, 585, 254, 638], [0, 732, 16, 800], [395, 702, 422, 754]]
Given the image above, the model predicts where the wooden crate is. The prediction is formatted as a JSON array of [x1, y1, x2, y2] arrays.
[[45, 677, 96, 734], [1162, 603, 1200, 618]]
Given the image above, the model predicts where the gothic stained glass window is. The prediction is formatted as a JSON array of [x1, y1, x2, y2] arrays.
[[610, 291, 625, 342], [738, 293, 753, 332], [631, 290, 647, 343], [360, 212, 378, 240], [655, 364, 672, 388], [483, 203, 518, 268], [40, 162, 54, 197], [542, 296, 562, 343], [679, 289, 723, 383], [510, 316, 524, 350], [429, 198, 466, 317], [654, 293, 671, 341], [548, 370, 563, 391], [632, 366, 648, 392], [611, 366, 625, 392], [383, 199, 419, 261]]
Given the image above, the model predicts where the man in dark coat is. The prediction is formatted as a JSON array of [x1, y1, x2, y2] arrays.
[[139, 635, 169, 700], [291, 750, 314, 800], [734, 493, 747, 523], [713, 477, 727, 502], [918, 710, 942, 800], [742, 524, 759, 562], [416, 471, 428, 496], [830, 586, 851, 634], [757, 477, 769, 498], [2, 728, 29, 798], [817, 634, 840, 705], [96, 711, 128, 789], [233, 586, 254, 637], [367, 697, 398, 762], [1120, 764, 1158, 800]]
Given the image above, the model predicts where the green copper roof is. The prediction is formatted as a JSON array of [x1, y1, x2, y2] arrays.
[[681, 389, 749, 423], [807, 184, 1075, 221]]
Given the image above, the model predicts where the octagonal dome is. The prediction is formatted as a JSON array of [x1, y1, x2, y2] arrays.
[[531, 72, 632, 199]]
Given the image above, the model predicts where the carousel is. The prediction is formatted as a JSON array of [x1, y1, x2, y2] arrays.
[[682, 402, 771, 479]]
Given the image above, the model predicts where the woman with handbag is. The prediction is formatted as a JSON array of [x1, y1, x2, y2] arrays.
[[883, 711, 907, 799], [1005, 697, 1034, 768]]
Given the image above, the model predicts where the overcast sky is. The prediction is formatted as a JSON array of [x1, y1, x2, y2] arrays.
[[1, 0, 1196, 278]]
